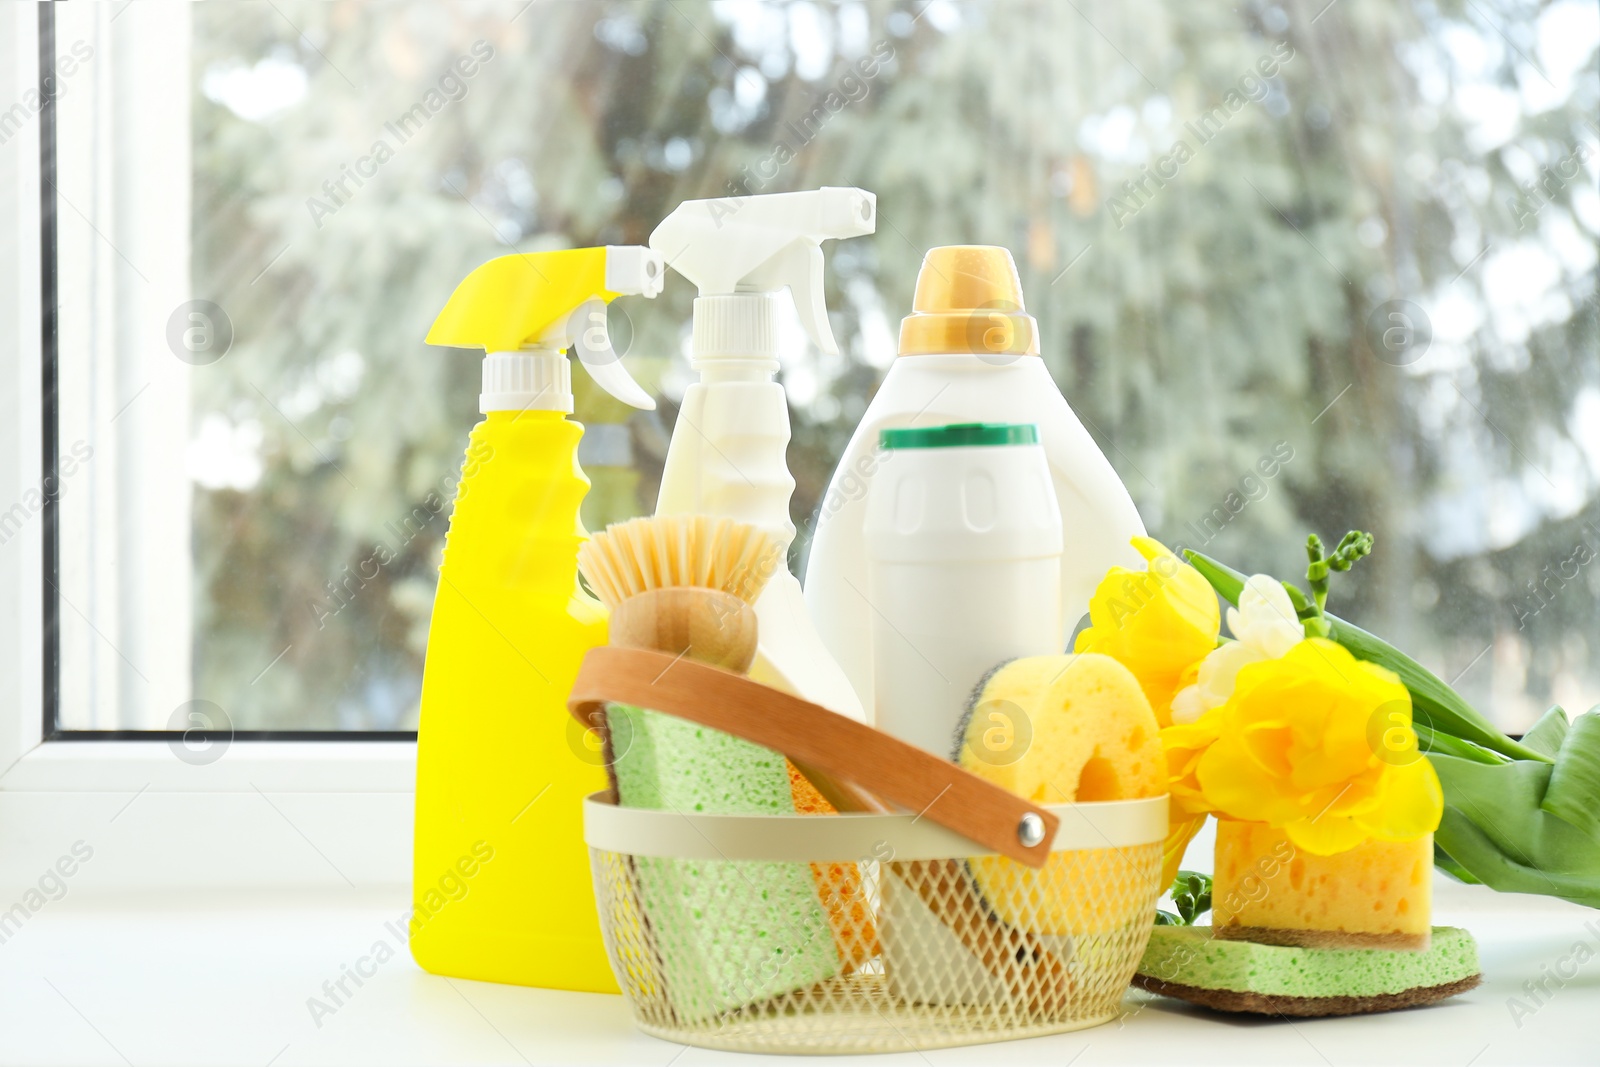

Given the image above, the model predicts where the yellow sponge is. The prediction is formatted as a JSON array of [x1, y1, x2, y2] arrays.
[[1213, 821, 1433, 950], [959, 654, 1165, 934]]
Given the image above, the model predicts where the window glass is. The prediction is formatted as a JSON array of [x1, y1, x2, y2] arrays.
[[61, 0, 1599, 730]]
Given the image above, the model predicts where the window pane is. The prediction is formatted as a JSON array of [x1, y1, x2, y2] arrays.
[[60, 0, 1598, 731]]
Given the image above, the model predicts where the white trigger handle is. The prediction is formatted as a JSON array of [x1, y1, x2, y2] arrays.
[[744, 241, 837, 357], [541, 298, 656, 411]]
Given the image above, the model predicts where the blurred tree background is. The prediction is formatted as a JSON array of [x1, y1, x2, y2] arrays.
[[187, 0, 1599, 731]]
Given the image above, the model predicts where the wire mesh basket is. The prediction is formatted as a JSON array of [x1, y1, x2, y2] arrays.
[[584, 792, 1166, 1054]]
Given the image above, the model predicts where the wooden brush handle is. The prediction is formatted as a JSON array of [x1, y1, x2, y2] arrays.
[[608, 588, 878, 815], [568, 645, 1058, 868]]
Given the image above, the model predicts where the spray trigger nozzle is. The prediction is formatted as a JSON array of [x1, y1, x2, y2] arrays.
[[650, 187, 876, 360], [426, 245, 662, 413]]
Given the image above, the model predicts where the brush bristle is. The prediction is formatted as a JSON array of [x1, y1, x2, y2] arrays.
[[578, 515, 783, 609]]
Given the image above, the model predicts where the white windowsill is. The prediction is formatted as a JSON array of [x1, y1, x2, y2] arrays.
[[0, 739, 417, 793], [0, 740, 416, 895], [0, 879, 1590, 1067]]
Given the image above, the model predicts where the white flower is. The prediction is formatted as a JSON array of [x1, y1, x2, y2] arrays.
[[1169, 574, 1303, 724]]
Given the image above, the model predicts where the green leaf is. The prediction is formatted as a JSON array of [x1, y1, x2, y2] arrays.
[[1433, 842, 1482, 885], [1522, 706, 1571, 758], [1154, 909, 1181, 925], [1541, 708, 1600, 841], [1183, 550, 1550, 764], [1184, 550, 1246, 605], [1429, 753, 1600, 910], [1169, 869, 1214, 925], [1417, 724, 1508, 766], [1326, 615, 1550, 763]]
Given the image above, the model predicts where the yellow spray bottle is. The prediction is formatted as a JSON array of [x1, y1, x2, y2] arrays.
[[412, 246, 662, 990]]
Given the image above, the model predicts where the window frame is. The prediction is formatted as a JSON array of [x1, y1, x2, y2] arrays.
[[0, 5, 412, 892]]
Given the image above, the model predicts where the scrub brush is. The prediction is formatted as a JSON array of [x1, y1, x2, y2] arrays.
[[578, 514, 781, 611], [577, 515, 870, 1017], [583, 516, 879, 970]]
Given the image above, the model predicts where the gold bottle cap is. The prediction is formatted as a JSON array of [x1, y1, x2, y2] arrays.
[[897, 245, 1039, 357]]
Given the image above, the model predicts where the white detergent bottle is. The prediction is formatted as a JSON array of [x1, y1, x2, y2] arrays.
[[865, 422, 1063, 758], [650, 187, 875, 721], [805, 245, 1147, 715], [866, 421, 1063, 1007]]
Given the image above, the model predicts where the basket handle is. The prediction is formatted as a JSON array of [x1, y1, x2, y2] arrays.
[[567, 645, 1058, 868]]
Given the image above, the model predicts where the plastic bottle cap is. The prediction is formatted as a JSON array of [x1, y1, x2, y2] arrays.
[[897, 245, 1040, 358], [879, 422, 1040, 450], [691, 293, 778, 363], [480, 348, 572, 414]]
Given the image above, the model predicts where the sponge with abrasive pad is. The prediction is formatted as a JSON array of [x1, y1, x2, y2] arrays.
[[1134, 924, 1481, 1016], [956, 654, 1165, 935]]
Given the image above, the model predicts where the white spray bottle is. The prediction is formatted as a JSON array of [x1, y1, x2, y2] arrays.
[[650, 187, 874, 721]]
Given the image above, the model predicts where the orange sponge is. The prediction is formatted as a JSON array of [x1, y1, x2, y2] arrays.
[[787, 761, 880, 972]]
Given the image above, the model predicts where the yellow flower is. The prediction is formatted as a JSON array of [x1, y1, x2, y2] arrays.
[[1074, 537, 1220, 726], [1162, 714, 1222, 816], [1170, 574, 1304, 724], [1161, 809, 1204, 889], [1156, 712, 1223, 885], [1192, 639, 1443, 855]]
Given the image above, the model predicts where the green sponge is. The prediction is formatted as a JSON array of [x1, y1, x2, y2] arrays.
[[609, 704, 839, 1021], [1135, 925, 1480, 1016]]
